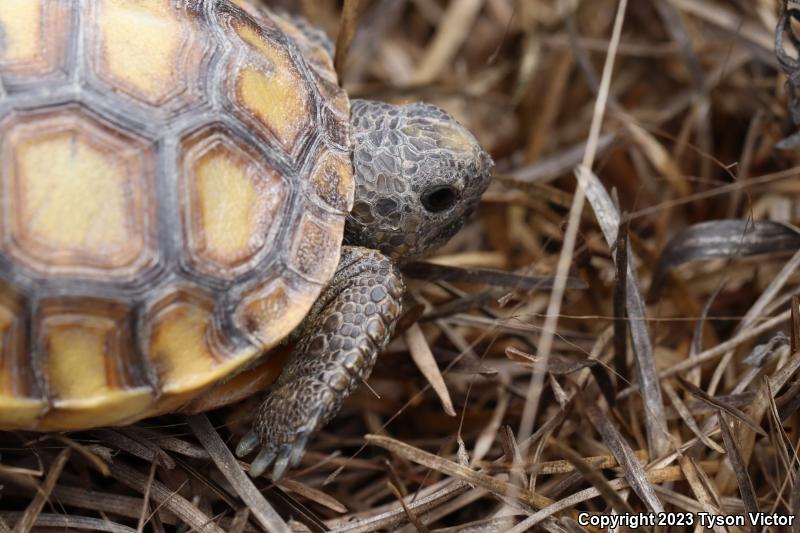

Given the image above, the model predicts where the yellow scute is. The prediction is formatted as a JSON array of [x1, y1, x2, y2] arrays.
[[182, 132, 286, 276], [44, 321, 113, 401], [194, 146, 284, 266], [0, 288, 43, 428], [96, 0, 184, 104], [198, 151, 258, 260], [34, 301, 154, 429], [235, 25, 310, 146], [0, 306, 15, 396], [236, 280, 317, 349], [0, 1, 41, 63], [0, 396, 44, 429], [150, 303, 216, 392], [17, 131, 132, 254], [144, 294, 258, 414]]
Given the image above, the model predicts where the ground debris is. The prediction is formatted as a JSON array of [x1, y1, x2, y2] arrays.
[[2, 0, 800, 531]]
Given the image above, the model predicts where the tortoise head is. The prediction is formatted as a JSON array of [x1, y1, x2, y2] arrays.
[[346, 99, 493, 262]]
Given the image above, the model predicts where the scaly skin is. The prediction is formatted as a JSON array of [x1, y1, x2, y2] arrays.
[[237, 247, 403, 478], [346, 99, 494, 261], [237, 97, 492, 479]]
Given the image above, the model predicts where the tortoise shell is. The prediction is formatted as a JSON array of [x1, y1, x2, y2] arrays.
[[0, 0, 353, 430]]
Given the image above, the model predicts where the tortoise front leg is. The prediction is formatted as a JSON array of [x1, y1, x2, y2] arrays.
[[236, 246, 404, 479]]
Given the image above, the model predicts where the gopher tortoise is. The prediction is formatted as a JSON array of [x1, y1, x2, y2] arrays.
[[0, 0, 492, 478]]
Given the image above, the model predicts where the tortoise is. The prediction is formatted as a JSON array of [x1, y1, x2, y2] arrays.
[[0, 0, 492, 478]]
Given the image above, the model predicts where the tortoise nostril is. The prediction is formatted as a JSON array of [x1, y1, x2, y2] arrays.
[[421, 186, 458, 213]]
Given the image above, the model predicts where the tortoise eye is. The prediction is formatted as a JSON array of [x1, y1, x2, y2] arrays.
[[421, 186, 458, 213]]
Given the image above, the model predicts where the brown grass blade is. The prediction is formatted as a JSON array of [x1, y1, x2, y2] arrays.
[[793, 294, 800, 355], [616, 310, 791, 386], [387, 482, 431, 533], [334, 0, 367, 79], [498, 426, 527, 488], [793, 463, 800, 533], [546, 439, 639, 524], [677, 377, 766, 437], [671, 0, 774, 52], [688, 281, 726, 386], [46, 434, 110, 476], [777, 378, 800, 421], [471, 388, 509, 464], [279, 479, 347, 514], [515, 460, 721, 530], [717, 412, 761, 533], [505, 347, 615, 406], [435, 516, 519, 533], [38, 486, 174, 524], [582, 401, 664, 513], [136, 460, 157, 533], [613, 215, 628, 386], [519, 450, 649, 476], [412, 0, 484, 85], [662, 381, 725, 454], [649, 220, 800, 300], [508, 134, 617, 183], [96, 430, 175, 470], [402, 262, 587, 290], [517, 0, 635, 450], [405, 323, 456, 417], [677, 455, 726, 533], [625, 121, 690, 197], [4, 513, 134, 533], [155, 438, 210, 459], [325, 479, 470, 532], [365, 434, 553, 510], [186, 414, 290, 533], [109, 460, 224, 533], [11, 448, 70, 533], [581, 166, 669, 457]]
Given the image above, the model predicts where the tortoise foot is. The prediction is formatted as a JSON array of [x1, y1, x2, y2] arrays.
[[237, 247, 403, 479], [237, 377, 330, 479]]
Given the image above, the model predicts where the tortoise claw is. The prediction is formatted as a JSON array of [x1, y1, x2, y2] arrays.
[[236, 429, 259, 458], [290, 434, 310, 467], [248, 448, 276, 478], [242, 430, 313, 480], [272, 444, 293, 480], [242, 393, 322, 479], [242, 380, 332, 479]]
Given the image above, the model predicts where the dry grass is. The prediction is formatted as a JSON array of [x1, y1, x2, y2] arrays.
[[4, 0, 800, 531]]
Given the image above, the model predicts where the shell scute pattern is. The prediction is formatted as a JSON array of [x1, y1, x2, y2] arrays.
[[288, 212, 343, 284], [179, 125, 288, 279], [0, 0, 352, 430], [87, 0, 208, 111], [307, 151, 353, 215], [35, 295, 155, 430], [225, 11, 313, 154], [0, 106, 160, 283], [141, 285, 246, 413], [0, 0, 72, 86], [0, 280, 40, 428], [264, 9, 349, 146]]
